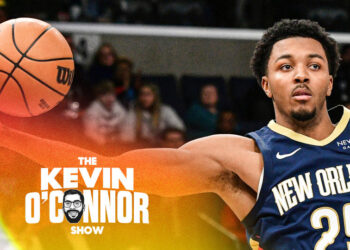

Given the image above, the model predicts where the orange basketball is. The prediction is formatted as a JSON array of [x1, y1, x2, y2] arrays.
[[0, 18, 74, 117]]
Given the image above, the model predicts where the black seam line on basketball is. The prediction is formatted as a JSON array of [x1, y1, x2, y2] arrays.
[[16, 65, 65, 96], [11, 22, 73, 62], [24, 57, 73, 62], [0, 74, 11, 95], [0, 25, 65, 98], [0, 52, 16, 65], [0, 52, 65, 97], [0, 51, 72, 63], [0, 62, 16, 95], [0, 23, 26, 96], [10, 23, 64, 97], [12, 23, 53, 60], [20, 56, 74, 62], [0, 24, 53, 97], [0, 70, 33, 116]]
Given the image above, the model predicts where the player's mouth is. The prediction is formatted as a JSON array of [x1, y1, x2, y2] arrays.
[[68, 210, 79, 218], [292, 88, 312, 101]]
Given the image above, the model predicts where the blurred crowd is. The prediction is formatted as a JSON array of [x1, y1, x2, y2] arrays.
[[57, 37, 265, 154], [59, 38, 350, 154], [4, 0, 350, 31]]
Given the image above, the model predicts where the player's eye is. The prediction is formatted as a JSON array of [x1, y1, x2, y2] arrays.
[[280, 64, 292, 71], [309, 64, 320, 70], [64, 201, 72, 208], [73, 201, 82, 208]]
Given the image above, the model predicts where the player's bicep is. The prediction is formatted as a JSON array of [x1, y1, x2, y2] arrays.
[[109, 147, 223, 197]]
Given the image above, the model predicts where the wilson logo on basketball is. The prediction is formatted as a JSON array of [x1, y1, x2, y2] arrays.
[[56, 66, 74, 86]]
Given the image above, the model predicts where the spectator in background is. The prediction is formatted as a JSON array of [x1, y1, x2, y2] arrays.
[[83, 80, 126, 145], [113, 56, 140, 109], [216, 110, 242, 135], [88, 43, 118, 86], [84, 0, 116, 22], [159, 127, 186, 148], [330, 44, 350, 108], [121, 83, 185, 145], [185, 84, 219, 140]]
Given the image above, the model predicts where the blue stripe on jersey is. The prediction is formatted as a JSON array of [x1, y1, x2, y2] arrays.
[[242, 106, 350, 250]]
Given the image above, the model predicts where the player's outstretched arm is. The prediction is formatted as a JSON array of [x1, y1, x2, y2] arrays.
[[0, 123, 262, 201], [0, 123, 103, 167]]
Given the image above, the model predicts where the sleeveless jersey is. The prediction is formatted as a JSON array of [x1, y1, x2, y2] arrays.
[[242, 106, 350, 250]]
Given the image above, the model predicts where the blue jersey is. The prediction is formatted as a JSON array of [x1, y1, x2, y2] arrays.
[[242, 106, 350, 250]]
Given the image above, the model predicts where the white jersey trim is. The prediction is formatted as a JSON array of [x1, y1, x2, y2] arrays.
[[256, 168, 264, 201]]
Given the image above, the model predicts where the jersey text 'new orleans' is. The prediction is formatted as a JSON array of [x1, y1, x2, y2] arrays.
[[242, 106, 350, 250]]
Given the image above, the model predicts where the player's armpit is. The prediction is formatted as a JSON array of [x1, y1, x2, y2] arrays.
[[180, 134, 263, 193], [218, 174, 257, 220]]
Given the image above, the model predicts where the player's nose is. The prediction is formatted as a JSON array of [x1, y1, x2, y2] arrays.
[[294, 66, 309, 84]]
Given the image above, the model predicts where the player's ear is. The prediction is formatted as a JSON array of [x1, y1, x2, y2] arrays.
[[326, 75, 333, 96], [261, 76, 272, 98]]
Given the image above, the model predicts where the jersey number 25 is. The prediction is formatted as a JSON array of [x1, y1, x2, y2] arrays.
[[310, 203, 350, 250]]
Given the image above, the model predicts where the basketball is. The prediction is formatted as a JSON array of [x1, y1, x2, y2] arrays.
[[0, 18, 74, 117]]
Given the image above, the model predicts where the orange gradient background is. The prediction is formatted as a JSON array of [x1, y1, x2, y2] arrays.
[[0, 106, 240, 250]]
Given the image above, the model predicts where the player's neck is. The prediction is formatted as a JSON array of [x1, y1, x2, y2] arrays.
[[275, 105, 335, 141]]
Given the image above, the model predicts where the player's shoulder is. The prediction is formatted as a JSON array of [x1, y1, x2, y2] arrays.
[[181, 134, 258, 153]]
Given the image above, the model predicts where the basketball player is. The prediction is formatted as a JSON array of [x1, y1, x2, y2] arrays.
[[0, 19, 349, 249]]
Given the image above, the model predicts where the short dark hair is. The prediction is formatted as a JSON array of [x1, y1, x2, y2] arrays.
[[93, 43, 118, 66], [250, 19, 341, 85], [117, 56, 134, 69], [63, 189, 84, 204], [93, 80, 115, 96], [201, 83, 217, 91]]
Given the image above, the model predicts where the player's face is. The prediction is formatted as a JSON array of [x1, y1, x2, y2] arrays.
[[100, 92, 116, 109], [99, 46, 115, 67], [200, 85, 218, 107], [218, 111, 236, 133], [139, 87, 155, 109], [262, 37, 333, 122], [116, 62, 132, 80], [63, 194, 84, 223]]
